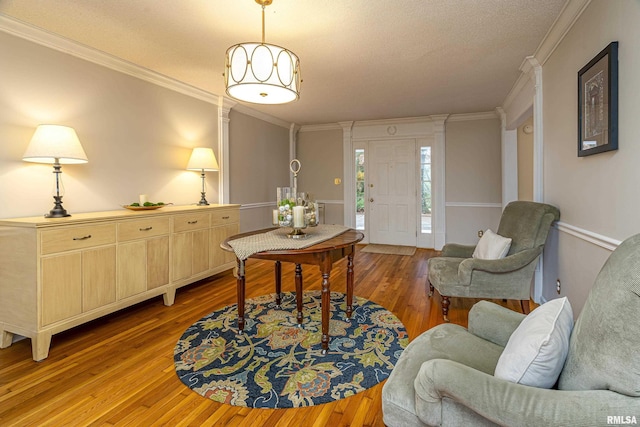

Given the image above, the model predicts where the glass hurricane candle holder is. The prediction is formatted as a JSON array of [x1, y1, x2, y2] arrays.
[[275, 189, 318, 238], [276, 187, 296, 227], [304, 199, 319, 227]]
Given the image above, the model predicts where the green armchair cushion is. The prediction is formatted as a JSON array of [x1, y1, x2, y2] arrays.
[[440, 243, 475, 258]]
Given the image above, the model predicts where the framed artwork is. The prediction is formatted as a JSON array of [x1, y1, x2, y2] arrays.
[[577, 41, 618, 157]]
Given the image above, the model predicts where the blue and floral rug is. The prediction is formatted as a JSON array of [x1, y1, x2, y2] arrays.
[[174, 291, 407, 408]]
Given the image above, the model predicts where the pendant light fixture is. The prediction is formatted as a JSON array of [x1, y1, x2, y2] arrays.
[[224, 0, 301, 104]]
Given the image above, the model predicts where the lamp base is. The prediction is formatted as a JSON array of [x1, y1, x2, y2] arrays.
[[45, 196, 71, 218], [197, 192, 209, 206]]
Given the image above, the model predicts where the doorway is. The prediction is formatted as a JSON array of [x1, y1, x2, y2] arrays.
[[368, 139, 417, 245], [354, 138, 435, 247]]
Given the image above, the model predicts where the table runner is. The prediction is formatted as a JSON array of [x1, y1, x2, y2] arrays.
[[227, 224, 349, 260]]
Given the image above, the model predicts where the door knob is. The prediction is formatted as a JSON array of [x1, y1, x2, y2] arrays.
[[369, 198, 374, 202]]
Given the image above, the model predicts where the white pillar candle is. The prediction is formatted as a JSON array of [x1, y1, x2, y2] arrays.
[[272, 209, 279, 226], [139, 194, 148, 205], [293, 206, 305, 228]]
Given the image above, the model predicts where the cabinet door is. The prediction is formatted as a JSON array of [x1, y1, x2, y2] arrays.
[[147, 236, 169, 289], [171, 232, 191, 281], [117, 241, 146, 299], [83, 246, 116, 311], [172, 230, 210, 281], [41, 253, 82, 326], [210, 223, 240, 267], [192, 229, 209, 276]]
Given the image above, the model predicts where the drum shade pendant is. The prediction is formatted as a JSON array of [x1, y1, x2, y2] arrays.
[[224, 0, 301, 104]]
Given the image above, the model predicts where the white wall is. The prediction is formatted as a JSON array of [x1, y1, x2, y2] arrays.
[[0, 31, 220, 219], [541, 0, 640, 313]]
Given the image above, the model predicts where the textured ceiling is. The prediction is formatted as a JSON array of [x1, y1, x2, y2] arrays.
[[0, 0, 567, 125]]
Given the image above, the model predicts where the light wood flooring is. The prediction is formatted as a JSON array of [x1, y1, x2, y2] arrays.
[[0, 246, 525, 426]]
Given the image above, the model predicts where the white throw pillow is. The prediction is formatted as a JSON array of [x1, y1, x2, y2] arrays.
[[472, 229, 512, 260], [494, 297, 574, 388]]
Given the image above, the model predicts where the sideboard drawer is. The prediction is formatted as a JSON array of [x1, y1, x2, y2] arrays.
[[41, 224, 116, 255], [211, 209, 239, 226], [173, 213, 210, 232], [117, 217, 171, 242]]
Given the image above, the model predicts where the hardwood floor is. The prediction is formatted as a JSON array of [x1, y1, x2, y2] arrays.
[[0, 246, 524, 426]]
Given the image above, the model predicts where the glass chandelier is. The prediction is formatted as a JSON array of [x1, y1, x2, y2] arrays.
[[224, 0, 301, 104]]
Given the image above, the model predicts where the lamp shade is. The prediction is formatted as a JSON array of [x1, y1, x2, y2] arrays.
[[225, 42, 301, 104], [186, 147, 219, 171], [23, 125, 88, 164]]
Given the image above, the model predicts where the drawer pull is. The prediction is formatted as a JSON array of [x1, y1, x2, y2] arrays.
[[222, 216, 230, 220], [139, 226, 153, 231], [72, 235, 92, 241], [187, 220, 198, 224]]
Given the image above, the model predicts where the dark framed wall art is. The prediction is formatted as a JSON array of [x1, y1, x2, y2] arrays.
[[577, 41, 618, 157]]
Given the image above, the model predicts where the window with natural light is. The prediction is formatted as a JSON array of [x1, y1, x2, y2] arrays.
[[421, 147, 432, 233], [355, 149, 365, 230]]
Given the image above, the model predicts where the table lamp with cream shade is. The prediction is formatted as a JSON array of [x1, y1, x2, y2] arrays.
[[22, 125, 88, 218], [186, 147, 219, 206]]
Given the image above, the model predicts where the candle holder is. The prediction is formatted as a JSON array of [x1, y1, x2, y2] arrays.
[[299, 193, 319, 227], [276, 187, 295, 227], [287, 225, 307, 239], [273, 160, 317, 238]]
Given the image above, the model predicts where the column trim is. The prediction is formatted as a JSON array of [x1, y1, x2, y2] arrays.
[[339, 121, 355, 228], [218, 96, 236, 204]]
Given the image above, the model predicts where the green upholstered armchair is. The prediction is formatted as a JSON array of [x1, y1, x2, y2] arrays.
[[427, 201, 560, 321], [382, 233, 640, 426]]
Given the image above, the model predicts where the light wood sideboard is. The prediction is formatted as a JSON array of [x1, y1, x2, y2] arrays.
[[0, 204, 240, 361]]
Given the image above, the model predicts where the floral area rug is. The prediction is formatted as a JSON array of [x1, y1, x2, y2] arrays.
[[174, 291, 407, 408]]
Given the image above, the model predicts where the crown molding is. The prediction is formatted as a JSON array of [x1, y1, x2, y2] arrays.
[[534, 0, 592, 66], [302, 112, 496, 132], [0, 14, 219, 105], [501, 0, 592, 127], [0, 14, 294, 130], [355, 116, 433, 127], [218, 96, 237, 113], [299, 123, 343, 132], [446, 111, 499, 122], [231, 103, 293, 129]]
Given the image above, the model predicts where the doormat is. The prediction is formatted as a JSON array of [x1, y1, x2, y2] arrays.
[[360, 244, 416, 256]]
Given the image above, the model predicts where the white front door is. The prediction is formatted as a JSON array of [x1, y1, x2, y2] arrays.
[[368, 139, 417, 246]]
